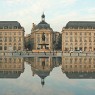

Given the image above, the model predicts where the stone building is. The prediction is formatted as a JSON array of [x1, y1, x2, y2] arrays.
[[30, 13, 54, 51], [62, 57, 95, 79], [62, 21, 95, 52], [25, 57, 61, 86], [0, 57, 24, 78], [0, 21, 24, 51]]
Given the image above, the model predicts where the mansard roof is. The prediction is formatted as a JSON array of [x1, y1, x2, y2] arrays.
[[65, 72, 95, 79], [0, 71, 21, 78], [65, 21, 95, 29], [0, 21, 22, 29]]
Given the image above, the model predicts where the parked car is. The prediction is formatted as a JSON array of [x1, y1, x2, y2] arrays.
[[70, 50, 82, 53], [73, 50, 82, 53], [69, 50, 74, 53]]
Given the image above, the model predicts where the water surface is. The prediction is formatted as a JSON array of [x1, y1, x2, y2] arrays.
[[0, 56, 95, 95]]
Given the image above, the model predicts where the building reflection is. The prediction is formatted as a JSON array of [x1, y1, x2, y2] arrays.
[[62, 57, 95, 79], [0, 57, 24, 78], [26, 57, 62, 86]]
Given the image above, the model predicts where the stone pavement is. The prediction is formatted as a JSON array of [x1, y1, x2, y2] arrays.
[[0, 51, 95, 57]]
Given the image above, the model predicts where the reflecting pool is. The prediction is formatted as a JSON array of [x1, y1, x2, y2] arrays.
[[0, 56, 95, 95]]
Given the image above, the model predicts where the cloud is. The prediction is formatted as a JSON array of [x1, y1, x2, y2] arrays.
[[60, 0, 77, 6], [6, 0, 27, 4], [1, 0, 95, 34]]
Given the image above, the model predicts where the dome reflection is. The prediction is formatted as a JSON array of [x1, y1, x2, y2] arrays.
[[26, 57, 62, 86]]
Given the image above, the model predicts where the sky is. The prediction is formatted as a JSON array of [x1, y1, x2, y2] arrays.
[[0, 0, 95, 35]]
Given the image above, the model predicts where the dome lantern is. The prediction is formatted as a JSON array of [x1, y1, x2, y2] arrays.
[[41, 13, 45, 21]]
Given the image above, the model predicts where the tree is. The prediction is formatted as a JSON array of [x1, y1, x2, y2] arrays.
[[25, 40, 34, 51], [55, 34, 62, 50]]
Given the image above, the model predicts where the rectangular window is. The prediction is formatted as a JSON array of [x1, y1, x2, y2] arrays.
[[0, 27, 3, 29], [14, 26, 17, 29], [5, 32, 7, 35], [14, 37, 16, 41], [0, 33, 2, 35], [4, 46, 7, 50], [89, 33, 91, 35], [14, 33, 16, 35], [5, 37, 7, 42], [66, 32, 68, 35], [46, 38, 48, 42], [19, 32, 21, 35], [9, 37, 12, 42], [19, 43, 21, 45], [4, 26, 8, 29], [37, 37, 40, 43], [18, 37, 21, 41], [70, 37, 72, 42], [9, 32, 11, 35], [0, 46, 2, 50], [70, 32, 72, 35], [84, 33, 87, 35], [0, 37, 2, 42], [75, 33, 77, 35], [80, 33, 82, 35]]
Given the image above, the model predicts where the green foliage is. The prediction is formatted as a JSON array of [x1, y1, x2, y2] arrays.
[[25, 40, 34, 50], [55, 34, 62, 50]]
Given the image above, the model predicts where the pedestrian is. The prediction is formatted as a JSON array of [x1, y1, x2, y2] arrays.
[[12, 52, 13, 56], [78, 53, 79, 56], [61, 51, 63, 56], [44, 51, 46, 55]]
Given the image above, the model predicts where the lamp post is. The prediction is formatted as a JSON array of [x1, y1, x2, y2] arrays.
[[53, 40, 56, 55], [53, 33, 57, 55]]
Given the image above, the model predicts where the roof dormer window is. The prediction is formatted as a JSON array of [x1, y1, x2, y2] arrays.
[[0, 26, 3, 29], [14, 26, 17, 29], [4, 26, 8, 29], [79, 26, 83, 29]]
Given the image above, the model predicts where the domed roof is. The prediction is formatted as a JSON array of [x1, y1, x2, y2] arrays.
[[31, 67, 50, 79], [35, 21, 51, 29], [34, 14, 52, 30]]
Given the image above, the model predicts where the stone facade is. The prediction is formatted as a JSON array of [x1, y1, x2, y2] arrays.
[[62, 57, 95, 78], [30, 13, 54, 51], [62, 21, 95, 52], [0, 21, 24, 51], [0, 57, 24, 78]]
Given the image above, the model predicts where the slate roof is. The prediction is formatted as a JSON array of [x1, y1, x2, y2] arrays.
[[34, 21, 52, 30], [31, 67, 50, 79], [65, 21, 95, 29], [0, 21, 22, 29], [0, 71, 21, 78], [65, 72, 95, 79]]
